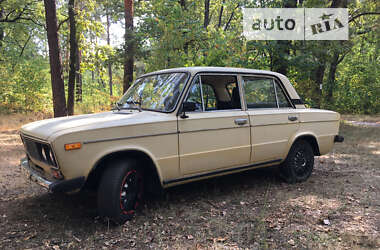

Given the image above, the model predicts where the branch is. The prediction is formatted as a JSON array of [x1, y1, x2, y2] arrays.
[[217, 0, 224, 28], [57, 16, 70, 31], [57, 11, 79, 32], [224, 4, 239, 31], [349, 12, 380, 23], [0, 1, 38, 23], [0, 8, 21, 22], [19, 35, 32, 57], [337, 51, 348, 64]]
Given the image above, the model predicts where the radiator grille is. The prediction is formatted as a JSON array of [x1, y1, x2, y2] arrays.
[[21, 135, 57, 167]]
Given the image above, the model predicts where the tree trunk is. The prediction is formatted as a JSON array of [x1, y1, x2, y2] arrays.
[[44, 0, 67, 117], [123, 0, 134, 94], [204, 0, 210, 29], [325, 51, 345, 105], [179, 0, 186, 10], [106, 11, 113, 96], [217, 0, 224, 28], [321, 0, 347, 106], [271, 41, 290, 75], [67, 0, 77, 115], [0, 8, 4, 47], [271, 0, 297, 75], [314, 62, 325, 108], [75, 43, 82, 102]]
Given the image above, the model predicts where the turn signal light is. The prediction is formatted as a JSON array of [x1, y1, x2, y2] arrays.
[[64, 142, 81, 151]]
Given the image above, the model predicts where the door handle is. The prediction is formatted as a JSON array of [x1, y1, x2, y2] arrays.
[[234, 118, 248, 125], [288, 116, 298, 121]]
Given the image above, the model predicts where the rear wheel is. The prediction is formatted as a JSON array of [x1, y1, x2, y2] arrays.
[[280, 140, 314, 183], [97, 159, 143, 224]]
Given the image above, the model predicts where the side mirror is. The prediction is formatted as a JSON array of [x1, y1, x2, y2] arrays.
[[180, 101, 197, 119], [183, 101, 197, 112]]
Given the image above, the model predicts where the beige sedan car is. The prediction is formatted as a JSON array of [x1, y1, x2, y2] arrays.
[[20, 67, 343, 223]]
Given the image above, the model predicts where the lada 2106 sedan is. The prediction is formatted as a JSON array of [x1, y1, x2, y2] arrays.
[[20, 67, 344, 223]]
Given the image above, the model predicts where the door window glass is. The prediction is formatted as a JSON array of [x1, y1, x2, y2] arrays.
[[243, 77, 277, 109]]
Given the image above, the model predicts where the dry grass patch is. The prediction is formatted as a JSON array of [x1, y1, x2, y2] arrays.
[[0, 113, 52, 132]]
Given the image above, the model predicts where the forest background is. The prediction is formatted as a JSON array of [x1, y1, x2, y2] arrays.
[[0, 0, 379, 117]]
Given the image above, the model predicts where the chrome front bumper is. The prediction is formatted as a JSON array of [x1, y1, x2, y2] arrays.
[[20, 157, 85, 193], [20, 157, 52, 189]]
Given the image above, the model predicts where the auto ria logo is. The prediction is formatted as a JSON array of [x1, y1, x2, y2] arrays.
[[243, 8, 348, 40], [310, 13, 344, 35]]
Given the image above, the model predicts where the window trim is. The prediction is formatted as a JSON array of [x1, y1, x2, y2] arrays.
[[273, 79, 293, 109], [272, 79, 280, 108]]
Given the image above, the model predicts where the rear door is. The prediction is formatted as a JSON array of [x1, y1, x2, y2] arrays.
[[241, 75, 299, 164]]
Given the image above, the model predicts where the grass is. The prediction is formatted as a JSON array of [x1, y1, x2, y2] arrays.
[[0, 112, 52, 132]]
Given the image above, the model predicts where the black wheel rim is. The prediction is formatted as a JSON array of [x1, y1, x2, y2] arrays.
[[293, 150, 311, 177], [119, 170, 142, 214]]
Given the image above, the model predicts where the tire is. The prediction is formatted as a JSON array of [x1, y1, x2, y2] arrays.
[[97, 159, 143, 224], [280, 140, 314, 184]]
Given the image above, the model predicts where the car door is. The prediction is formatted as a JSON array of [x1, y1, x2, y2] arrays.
[[241, 75, 299, 164], [178, 74, 251, 176]]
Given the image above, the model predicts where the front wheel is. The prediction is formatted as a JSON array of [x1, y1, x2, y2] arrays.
[[280, 140, 314, 183], [97, 159, 143, 224]]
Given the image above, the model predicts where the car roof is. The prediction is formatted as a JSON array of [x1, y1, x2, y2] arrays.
[[139, 66, 285, 78]]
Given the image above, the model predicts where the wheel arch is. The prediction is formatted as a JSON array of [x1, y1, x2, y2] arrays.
[[84, 148, 164, 193], [288, 133, 321, 157]]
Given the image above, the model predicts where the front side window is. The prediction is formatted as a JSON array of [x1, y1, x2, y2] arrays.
[[184, 74, 241, 112], [118, 72, 188, 112]]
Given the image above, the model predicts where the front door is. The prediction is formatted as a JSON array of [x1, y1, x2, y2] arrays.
[[241, 75, 299, 163], [178, 74, 251, 176]]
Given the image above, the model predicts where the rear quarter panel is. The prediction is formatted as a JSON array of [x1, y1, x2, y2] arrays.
[[287, 109, 340, 157]]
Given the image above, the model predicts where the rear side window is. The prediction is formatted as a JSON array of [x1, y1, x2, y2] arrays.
[[242, 76, 292, 109], [243, 77, 277, 109]]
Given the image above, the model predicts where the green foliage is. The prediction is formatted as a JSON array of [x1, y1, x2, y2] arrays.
[[0, 0, 379, 114], [0, 57, 52, 113], [333, 31, 380, 114]]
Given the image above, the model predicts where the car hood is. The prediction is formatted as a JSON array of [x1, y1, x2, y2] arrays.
[[20, 110, 169, 141]]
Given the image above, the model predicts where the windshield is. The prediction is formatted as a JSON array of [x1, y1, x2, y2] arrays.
[[117, 72, 189, 112]]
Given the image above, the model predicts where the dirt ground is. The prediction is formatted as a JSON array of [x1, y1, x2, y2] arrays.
[[0, 114, 379, 249]]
